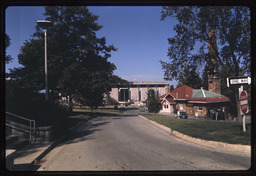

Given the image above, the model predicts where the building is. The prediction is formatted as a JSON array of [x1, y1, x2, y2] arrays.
[[109, 81, 169, 104], [159, 85, 230, 117], [159, 85, 194, 114]]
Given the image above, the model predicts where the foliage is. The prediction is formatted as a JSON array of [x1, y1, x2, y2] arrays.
[[160, 6, 250, 80], [146, 89, 161, 113], [170, 85, 175, 91], [6, 79, 69, 138], [10, 6, 126, 110], [176, 64, 202, 88], [105, 94, 119, 106], [5, 34, 12, 64], [160, 6, 250, 121]]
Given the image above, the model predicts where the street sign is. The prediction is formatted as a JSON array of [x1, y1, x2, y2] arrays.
[[240, 91, 249, 115], [227, 76, 251, 87]]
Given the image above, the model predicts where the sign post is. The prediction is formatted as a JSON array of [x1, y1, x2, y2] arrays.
[[227, 76, 250, 132]]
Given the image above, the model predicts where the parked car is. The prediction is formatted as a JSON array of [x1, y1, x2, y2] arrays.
[[175, 112, 188, 119]]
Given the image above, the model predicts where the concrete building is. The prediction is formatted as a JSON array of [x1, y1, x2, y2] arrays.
[[110, 81, 169, 104]]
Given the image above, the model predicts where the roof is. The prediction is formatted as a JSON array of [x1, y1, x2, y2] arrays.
[[159, 85, 230, 105], [169, 85, 194, 100], [130, 81, 169, 86], [189, 88, 230, 103], [192, 89, 225, 98], [165, 97, 176, 104]]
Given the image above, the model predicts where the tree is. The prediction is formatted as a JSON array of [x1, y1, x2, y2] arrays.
[[5, 34, 12, 64], [160, 6, 250, 121], [170, 85, 175, 91], [146, 89, 161, 113], [11, 6, 124, 110], [176, 64, 202, 89]]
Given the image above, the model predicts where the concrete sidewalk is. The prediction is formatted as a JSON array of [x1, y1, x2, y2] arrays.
[[5, 118, 89, 171], [6, 138, 65, 171]]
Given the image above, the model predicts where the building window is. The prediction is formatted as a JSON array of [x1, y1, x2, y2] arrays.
[[138, 87, 141, 101], [197, 107, 203, 112]]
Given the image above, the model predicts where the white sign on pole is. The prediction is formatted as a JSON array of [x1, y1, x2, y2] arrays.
[[227, 76, 251, 87]]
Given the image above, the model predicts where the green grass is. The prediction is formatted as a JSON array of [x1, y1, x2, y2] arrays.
[[72, 108, 122, 115], [67, 108, 122, 121], [142, 114, 251, 145]]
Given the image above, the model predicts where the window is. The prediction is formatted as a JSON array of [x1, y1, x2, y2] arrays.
[[197, 107, 203, 112]]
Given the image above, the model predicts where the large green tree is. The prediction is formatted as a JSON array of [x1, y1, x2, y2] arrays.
[[11, 6, 125, 110], [176, 64, 202, 89], [160, 6, 250, 121]]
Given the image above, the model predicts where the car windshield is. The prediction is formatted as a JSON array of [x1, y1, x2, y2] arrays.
[[180, 112, 186, 115]]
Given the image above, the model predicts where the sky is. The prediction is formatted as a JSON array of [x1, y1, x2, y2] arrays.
[[5, 6, 178, 86]]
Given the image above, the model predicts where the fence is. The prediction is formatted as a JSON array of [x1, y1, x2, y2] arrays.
[[6, 112, 36, 142]]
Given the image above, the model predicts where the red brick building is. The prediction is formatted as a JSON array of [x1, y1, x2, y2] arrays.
[[159, 85, 230, 117]]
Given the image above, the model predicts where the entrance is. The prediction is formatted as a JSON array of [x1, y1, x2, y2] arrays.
[[119, 89, 129, 102]]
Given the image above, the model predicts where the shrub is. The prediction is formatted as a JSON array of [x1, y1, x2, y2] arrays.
[[105, 94, 118, 105], [146, 89, 161, 113], [6, 93, 69, 139]]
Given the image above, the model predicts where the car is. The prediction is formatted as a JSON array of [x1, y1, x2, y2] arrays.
[[175, 112, 188, 119]]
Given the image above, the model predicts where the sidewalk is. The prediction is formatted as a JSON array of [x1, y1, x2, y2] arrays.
[[5, 131, 70, 171], [6, 141, 56, 171], [5, 118, 89, 171]]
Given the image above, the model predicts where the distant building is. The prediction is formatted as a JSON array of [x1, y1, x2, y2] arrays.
[[110, 81, 169, 104]]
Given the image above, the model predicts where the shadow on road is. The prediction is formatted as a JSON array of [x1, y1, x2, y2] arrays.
[[58, 118, 110, 147]]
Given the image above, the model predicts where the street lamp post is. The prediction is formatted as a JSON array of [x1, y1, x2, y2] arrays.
[[37, 20, 51, 100]]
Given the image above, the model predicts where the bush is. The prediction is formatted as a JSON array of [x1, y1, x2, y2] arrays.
[[105, 94, 118, 105], [6, 94, 69, 139], [146, 89, 161, 113]]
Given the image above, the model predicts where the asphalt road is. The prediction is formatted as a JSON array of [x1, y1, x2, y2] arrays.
[[39, 108, 251, 171]]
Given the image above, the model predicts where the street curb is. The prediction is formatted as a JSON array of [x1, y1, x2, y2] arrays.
[[138, 115, 251, 155]]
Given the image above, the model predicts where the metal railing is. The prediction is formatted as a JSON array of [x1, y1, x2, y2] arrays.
[[6, 112, 36, 142]]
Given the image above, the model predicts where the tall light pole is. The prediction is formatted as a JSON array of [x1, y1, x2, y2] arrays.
[[37, 20, 51, 100]]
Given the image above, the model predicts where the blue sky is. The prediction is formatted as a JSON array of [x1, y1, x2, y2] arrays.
[[5, 6, 178, 86]]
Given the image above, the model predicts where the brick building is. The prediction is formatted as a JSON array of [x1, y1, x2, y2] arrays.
[[159, 85, 230, 117]]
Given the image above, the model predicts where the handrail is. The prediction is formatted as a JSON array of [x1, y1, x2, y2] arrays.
[[6, 112, 36, 142]]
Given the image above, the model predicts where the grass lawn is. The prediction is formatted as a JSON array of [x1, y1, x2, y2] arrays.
[[142, 114, 251, 145], [67, 108, 123, 121], [72, 108, 123, 115]]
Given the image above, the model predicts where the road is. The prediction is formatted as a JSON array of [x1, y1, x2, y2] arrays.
[[39, 108, 250, 171]]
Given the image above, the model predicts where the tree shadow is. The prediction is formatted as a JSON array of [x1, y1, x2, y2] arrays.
[[7, 163, 41, 171], [5, 116, 110, 171], [58, 118, 110, 146]]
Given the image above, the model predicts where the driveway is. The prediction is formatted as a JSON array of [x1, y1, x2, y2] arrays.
[[38, 108, 251, 171]]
